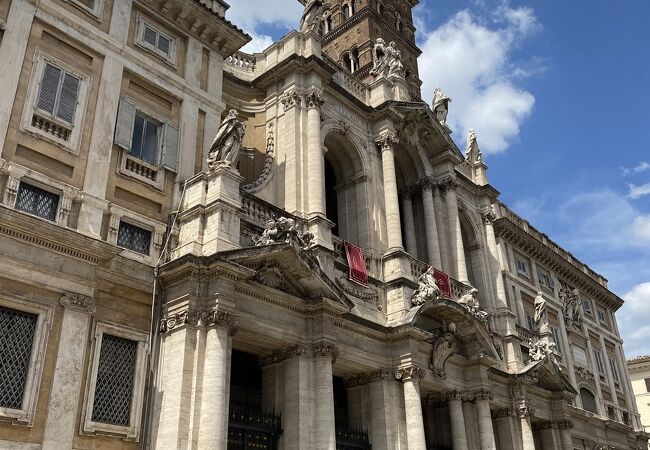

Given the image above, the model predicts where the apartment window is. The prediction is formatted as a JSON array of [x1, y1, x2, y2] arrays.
[[14, 182, 59, 221], [608, 358, 620, 383], [64, 0, 104, 17], [551, 326, 563, 353], [580, 388, 598, 414], [607, 405, 616, 420], [135, 15, 177, 65], [514, 253, 530, 277], [117, 221, 152, 255], [645, 377, 650, 393], [593, 348, 605, 374], [82, 322, 148, 441], [582, 298, 593, 315], [537, 268, 555, 290], [622, 411, 630, 426], [131, 113, 161, 166], [0, 297, 52, 425], [597, 309, 608, 326], [525, 313, 535, 331]]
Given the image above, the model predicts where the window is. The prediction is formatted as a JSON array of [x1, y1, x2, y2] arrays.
[[622, 411, 630, 426], [396, 12, 402, 31], [377, 1, 384, 14], [525, 313, 535, 331], [580, 388, 598, 414], [573, 345, 588, 367], [64, 0, 104, 17], [597, 309, 608, 326], [607, 405, 616, 420], [0, 297, 52, 425], [82, 322, 148, 441], [323, 15, 333, 33], [582, 298, 593, 315], [114, 98, 180, 186], [551, 326, 563, 353], [608, 358, 620, 383], [537, 268, 555, 290], [593, 348, 605, 374], [514, 254, 530, 277], [645, 377, 650, 393], [135, 15, 177, 65], [342, 3, 352, 19], [14, 182, 59, 221], [117, 221, 152, 255]]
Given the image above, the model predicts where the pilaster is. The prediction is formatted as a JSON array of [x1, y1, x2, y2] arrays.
[[395, 365, 427, 450]]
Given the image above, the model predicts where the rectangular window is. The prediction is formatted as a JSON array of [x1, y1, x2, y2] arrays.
[[36, 63, 81, 125], [515, 254, 530, 277], [551, 326, 563, 353], [15, 182, 59, 221], [537, 268, 555, 290], [525, 313, 535, 331], [573, 346, 588, 367], [644, 377, 650, 393], [597, 309, 608, 326], [134, 15, 177, 65], [622, 411, 630, 426], [582, 299, 593, 315], [609, 358, 620, 383], [131, 113, 161, 166], [0, 306, 38, 410], [91, 334, 138, 426], [593, 348, 605, 374], [117, 221, 152, 255], [607, 406, 616, 420]]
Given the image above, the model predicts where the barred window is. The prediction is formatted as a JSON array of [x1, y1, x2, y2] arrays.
[[91, 334, 138, 426], [15, 182, 59, 221], [36, 63, 81, 124], [0, 306, 38, 410], [117, 221, 152, 255]]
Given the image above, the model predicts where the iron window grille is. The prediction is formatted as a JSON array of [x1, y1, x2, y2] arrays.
[[15, 182, 59, 221], [91, 334, 137, 426], [0, 306, 38, 410], [117, 221, 152, 255]]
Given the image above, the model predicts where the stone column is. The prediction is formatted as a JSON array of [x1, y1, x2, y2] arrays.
[[557, 420, 574, 450], [443, 178, 468, 281], [482, 208, 507, 309], [366, 371, 395, 450], [422, 178, 442, 269], [306, 90, 326, 216], [0, 0, 36, 147], [313, 344, 338, 450], [433, 184, 451, 273], [42, 295, 96, 450], [518, 404, 535, 450], [494, 409, 519, 450], [475, 391, 497, 450], [400, 188, 418, 257], [197, 312, 236, 450], [448, 391, 469, 450], [395, 366, 426, 450], [281, 346, 313, 450], [376, 133, 403, 252]]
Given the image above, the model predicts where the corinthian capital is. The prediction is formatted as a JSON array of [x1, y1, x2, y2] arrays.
[[305, 89, 325, 110], [280, 90, 303, 110], [394, 365, 425, 382], [60, 293, 96, 314], [312, 343, 341, 362], [375, 132, 399, 153], [439, 176, 458, 192]]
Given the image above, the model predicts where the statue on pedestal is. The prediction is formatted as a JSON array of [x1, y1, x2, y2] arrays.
[[371, 40, 405, 80], [207, 109, 245, 170], [457, 288, 489, 323], [300, 0, 325, 34], [412, 267, 441, 306], [465, 129, 482, 162], [432, 87, 451, 126], [252, 216, 314, 250], [534, 291, 548, 330]]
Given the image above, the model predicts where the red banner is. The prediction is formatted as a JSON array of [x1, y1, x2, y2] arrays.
[[433, 268, 452, 298], [344, 241, 368, 286]]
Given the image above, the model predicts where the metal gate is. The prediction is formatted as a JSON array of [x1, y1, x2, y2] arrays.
[[227, 408, 282, 450]]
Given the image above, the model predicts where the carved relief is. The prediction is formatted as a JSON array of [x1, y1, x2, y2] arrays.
[[159, 307, 238, 335], [312, 343, 340, 361], [305, 89, 325, 110], [375, 132, 398, 153], [394, 365, 425, 382], [242, 123, 275, 193], [259, 344, 309, 366], [429, 321, 458, 379], [335, 277, 381, 310], [280, 90, 303, 110], [60, 293, 96, 314], [411, 266, 441, 306], [252, 260, 306, 298], [251, 216, 314, 250]]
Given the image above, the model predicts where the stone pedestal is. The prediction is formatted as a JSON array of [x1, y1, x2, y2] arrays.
[[368, 77, 395, 107], [173, 167, 243, 258]]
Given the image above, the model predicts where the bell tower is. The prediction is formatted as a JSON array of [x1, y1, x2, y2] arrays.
[[320, 0, 422, 99]]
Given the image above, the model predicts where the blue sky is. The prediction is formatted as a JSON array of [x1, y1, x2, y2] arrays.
[[226, 0, 650, 358]]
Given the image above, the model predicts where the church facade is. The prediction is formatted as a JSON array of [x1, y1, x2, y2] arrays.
[[0, 0, 647, 449]]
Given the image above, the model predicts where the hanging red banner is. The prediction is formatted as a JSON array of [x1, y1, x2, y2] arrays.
[[344, 241, 368, 286], [433, 268, 452, 299]]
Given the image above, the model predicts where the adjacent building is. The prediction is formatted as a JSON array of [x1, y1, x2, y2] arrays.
[[0, 0, 648, 449], [628, 356, 650, 440]]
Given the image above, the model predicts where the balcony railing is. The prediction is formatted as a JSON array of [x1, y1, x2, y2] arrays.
[[336, 424, 371, 450]]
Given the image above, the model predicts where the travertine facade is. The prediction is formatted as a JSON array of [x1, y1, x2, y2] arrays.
[[628, 356, 650, 444], [0, 0, 648, 449]]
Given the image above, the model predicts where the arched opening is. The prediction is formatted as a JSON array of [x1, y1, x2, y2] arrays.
[[342, 3, 351, 19], [460, 212, 485, 295], [350, 0, 357, 14], [341, 52, 352, 73], [396, 12, 402, 31], [350, 48, 359, 72], [323, 15, 333, 33], [580, 388, 598, 414], [377, 0, 384, 14], [324, 158, 339, 236]]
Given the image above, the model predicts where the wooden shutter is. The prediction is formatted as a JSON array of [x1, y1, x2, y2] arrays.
[[161, 123, 180, 172], [114, 99, 136, 151], [56, 72, 81, 124], [37, 63, 62, 115]]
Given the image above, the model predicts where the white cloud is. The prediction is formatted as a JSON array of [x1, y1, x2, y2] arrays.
[[225, 0, 303, 53], [632, 215, 650, 244], [627, 182, 650, 199], [621, 161, 650, 176], [416, 6, 540, 153], [619, 282, 650, 358]]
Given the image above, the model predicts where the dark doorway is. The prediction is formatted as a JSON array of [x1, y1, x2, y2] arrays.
[[325, 158, 339, 237]]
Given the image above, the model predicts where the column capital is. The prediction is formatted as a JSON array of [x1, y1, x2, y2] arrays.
[[280, 89, 303, 110], [517, 404, 533, 419], [60, 293, 96, 314], [305, 89, 325, 110], [555, 419, 574, 430], [447, 389, 464, 401], [312, 343, 341, 362], [439, 176, 459, 192], [473, 388, 494, 401], [399, 184, 415, 199], [376, 132, 399, 153], [159, 307, 239, 335], [420, 176, 436, 190], [395, 365, 425, 382], [259, 344, 309, 366]]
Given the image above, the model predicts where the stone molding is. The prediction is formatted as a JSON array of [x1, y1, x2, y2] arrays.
[[481, 206, 497, 224], [343, 369, 390, 388], [394, 365, 425, 382], [375, 132, 399, 153], [335, 277, 381, 310], [60, 293, 96, 314], [305, 89, 325, 110], [259, 344, 309, 366], [312, 343, 341, 362], [159, 307, 238, 335]]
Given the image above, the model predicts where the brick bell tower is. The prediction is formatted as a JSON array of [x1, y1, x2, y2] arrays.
[[319, 0, 422, 99]]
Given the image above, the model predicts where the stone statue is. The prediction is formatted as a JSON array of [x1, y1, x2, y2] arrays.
[[252, 216, 314, 250], [457, 288, 489, 323], [533, 291, 547, 330], [300, 0, 324, 34], [411, 267, 441, 306], [371, 39, 405, 80], [429, 321, 458, 379], [386, 42, 405, 80], [370, 38, 389, 77], [528, 339, 556, 362], [560, 285, 582, 326], [207, 109, 245, 169], [432, 87, 451, 126], [465, 129, 482, 162]]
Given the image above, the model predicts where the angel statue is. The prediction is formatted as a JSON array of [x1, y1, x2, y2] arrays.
[[411, 267, 442, 306], [207, 109, 246, 170], [370, 38, 389, 77], [432, 87, 451, 126], [300, 0, 324, 34], [386, 42, 405, 80]]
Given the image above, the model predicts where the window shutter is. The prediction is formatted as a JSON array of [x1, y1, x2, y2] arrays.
[[161, 123, 180, 172], [56, 72, 81, 124], [114, 99, 136, 151], [37, 63, 62, 115]]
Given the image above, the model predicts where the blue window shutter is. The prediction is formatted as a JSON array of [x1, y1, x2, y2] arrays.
[[161, 123, 180, 172], [114, 99, 136, 151]]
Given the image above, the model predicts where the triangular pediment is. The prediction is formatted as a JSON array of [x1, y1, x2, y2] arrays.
[[219, 243, 354, 309]]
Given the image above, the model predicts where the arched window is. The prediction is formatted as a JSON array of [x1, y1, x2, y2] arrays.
[[377, 1, 384, 14], [350, 48, 359, 72], [342, 3, 351, 19], [580, 388, 598, 414], [396, 12, 402, 31], [351, 0, 357, 14], [342, 52, 352, 72], [323, 14, 333, 34]]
